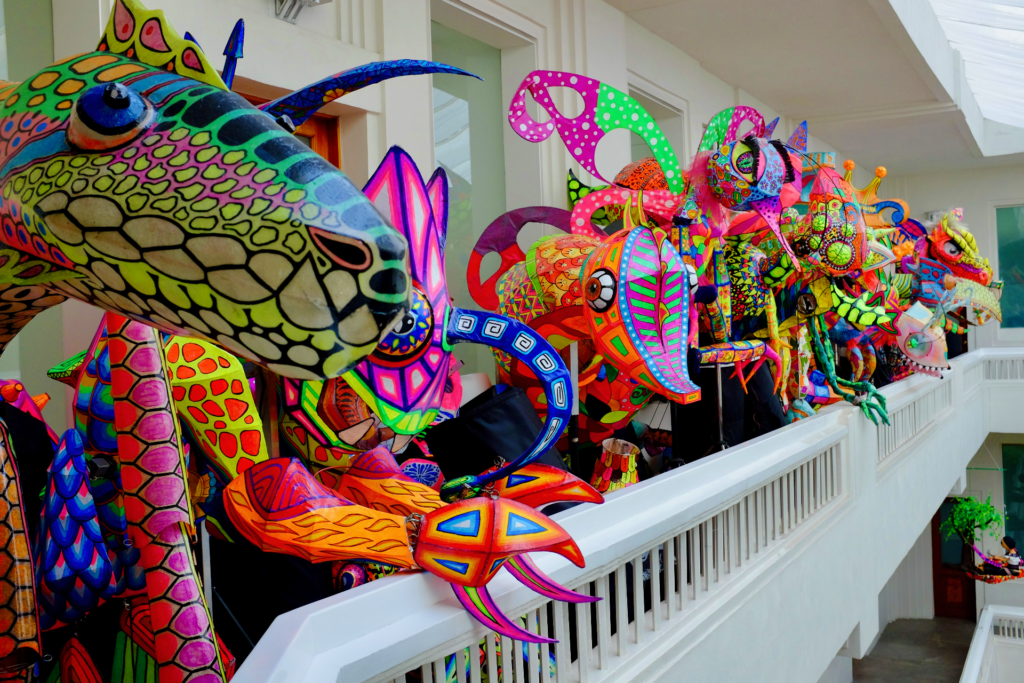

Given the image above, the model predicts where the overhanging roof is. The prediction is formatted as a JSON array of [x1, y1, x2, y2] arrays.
[[609, 0, 1024, 175]]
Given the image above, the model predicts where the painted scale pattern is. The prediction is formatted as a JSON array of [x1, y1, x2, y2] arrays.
[[0, 0, 412, 381], [48, 322, 146, 599], [106, 313, 223, 683], [34, 430, 115, 632], [0, 421, 40, 673]]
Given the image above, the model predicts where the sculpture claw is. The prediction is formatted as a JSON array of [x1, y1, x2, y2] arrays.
[[452, 584, 556, 644], [505, 554, 598, 604]]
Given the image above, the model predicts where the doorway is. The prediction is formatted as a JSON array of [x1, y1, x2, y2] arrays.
[[931, 498, 977, 620]]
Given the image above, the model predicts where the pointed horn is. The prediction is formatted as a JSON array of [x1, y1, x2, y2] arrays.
[[443, 309, 572, 494], [31, 393, 50, 411], [505, 554, 599, 604], [221, 19, 245, 90], [261, 60, 481, 127], [787, 121, 808, 153], [452, 585, 556, 644]]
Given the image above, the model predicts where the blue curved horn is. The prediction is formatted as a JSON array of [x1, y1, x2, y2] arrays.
[[443, 308, 572, 494]]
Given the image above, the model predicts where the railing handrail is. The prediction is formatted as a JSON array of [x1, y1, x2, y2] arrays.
[[960, 605, 1024, 683], [238, 347, 1024, 683]]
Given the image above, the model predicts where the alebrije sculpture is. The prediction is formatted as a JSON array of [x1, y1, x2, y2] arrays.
[[280, 148, 573, 501], [0, 0, 492, 675], [0, 0, 479, 381], [222, 451, 602, 643]]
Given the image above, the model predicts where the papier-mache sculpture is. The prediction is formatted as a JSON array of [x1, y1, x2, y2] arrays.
[[0, 0, 601, 677]]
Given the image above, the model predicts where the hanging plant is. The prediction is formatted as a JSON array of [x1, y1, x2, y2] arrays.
[[940, 496, 1003, 546]]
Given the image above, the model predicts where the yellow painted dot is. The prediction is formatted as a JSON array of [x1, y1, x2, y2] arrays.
[[153, 145, 175, 159], [56, 100, 72, 110], [202, 165, 226, 180], [30, 72, 60, 89], [168, 151, 190, 167], [96, 64, 146, 82], [191, 132, 211, 146], [223, 151, 245, 165], [284, 189, 306, 204], [253, 169, 275, 184], [71, 54, 119, 74], [27, 95, 44, 107], [170, 128, 189, 141], [196, 148, 217, 163], [56, 79, 86, 95]]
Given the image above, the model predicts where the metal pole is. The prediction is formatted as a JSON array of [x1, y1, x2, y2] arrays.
[[201, 520, 213, 610], [569, 342, 580, 474], [716, 364, 725, 447]]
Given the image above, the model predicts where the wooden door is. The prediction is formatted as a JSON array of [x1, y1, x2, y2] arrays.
[[932, 499, 977, 620]]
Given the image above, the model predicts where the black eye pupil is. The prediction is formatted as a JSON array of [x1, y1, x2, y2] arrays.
[[103, 83, 132, 110]]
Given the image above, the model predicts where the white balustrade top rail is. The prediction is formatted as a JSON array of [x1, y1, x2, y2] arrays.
[[236, 347, 1024, 683], [960, 605, 1024, 683]]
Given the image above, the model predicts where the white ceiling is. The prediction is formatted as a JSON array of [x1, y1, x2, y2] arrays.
[[607, 0, 1024, 176]]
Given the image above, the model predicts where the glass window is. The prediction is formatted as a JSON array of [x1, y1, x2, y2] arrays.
[[1003, 444, 1024, 545], [431, 21, 507, 377], [628, 89, 683, 165], [996, 205, 1024, 328], [0, 1, 8, 82]]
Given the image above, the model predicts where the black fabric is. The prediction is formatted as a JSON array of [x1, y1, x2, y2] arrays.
[[39, 598, 122, 680], [209, 535, 334, 665], [0, 403, 55, 540], [671, 360, 784, 463], [743, 363, 786, 440], [424, 386, 566, 482]]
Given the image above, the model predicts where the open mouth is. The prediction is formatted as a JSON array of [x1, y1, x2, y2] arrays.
[[309, 227, 372, 271], [903, 357, 945, 378]]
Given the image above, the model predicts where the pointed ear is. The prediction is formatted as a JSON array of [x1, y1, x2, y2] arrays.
[[426, 166, 449, 251], [261, 60, 480, 126], [764, 117, 780, 138], [363, 146, 441, 297], [788, 121, 808, 153]]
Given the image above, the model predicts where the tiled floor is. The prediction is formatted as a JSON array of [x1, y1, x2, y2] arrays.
[[853, 618, 976, 682]]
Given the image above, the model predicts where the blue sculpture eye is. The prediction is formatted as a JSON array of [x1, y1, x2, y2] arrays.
[[67, 83, 153, 150], [372, 287, 434, 364]]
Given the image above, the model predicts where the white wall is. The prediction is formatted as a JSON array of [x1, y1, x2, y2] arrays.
[[887, 165, 1024, 349], [877, 520, 936, 634]]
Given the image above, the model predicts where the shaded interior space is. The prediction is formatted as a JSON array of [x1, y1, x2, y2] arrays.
[[853, 618, 976, 682]]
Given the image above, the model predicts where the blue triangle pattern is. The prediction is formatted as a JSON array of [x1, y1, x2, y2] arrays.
[[435, 558, 470, 575], [506, 513, 547, 537], [506, 474, 537, 489], [436, 510, 481, 537]]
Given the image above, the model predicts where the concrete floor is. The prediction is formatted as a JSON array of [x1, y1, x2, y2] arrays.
[[853, 618, 976, 682]]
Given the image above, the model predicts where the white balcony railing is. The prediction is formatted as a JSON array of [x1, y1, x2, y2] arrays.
[[236, 347, 1024, 683], [961, 605, 1024, 683]]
